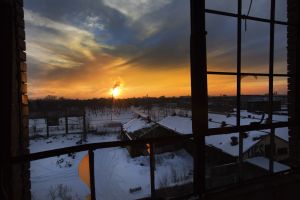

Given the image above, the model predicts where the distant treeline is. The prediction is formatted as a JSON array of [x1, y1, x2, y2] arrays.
[[29, 95, 192, 114], [29, 94, 287, 115]]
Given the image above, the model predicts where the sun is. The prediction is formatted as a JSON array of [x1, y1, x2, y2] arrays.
[[112, 87, 120, 98]]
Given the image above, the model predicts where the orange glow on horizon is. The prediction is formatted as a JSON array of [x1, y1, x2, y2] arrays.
[[28, 64, 287, 99]]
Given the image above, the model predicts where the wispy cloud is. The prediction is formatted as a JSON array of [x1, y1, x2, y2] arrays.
[[24, 0, 287, 98], [25, 9, 110, 67], [102, 0, 172, 21]]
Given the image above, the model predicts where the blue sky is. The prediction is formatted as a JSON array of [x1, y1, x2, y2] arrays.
[[24, 0, 288, 98]]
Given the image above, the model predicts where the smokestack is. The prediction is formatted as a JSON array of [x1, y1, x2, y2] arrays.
[[113, 80, 121, 89]]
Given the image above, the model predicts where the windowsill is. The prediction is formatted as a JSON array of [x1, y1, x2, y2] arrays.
[[204, 170, 300, 200]]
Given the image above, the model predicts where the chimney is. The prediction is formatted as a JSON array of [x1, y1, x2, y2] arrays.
[[230, 136, 238, 146]]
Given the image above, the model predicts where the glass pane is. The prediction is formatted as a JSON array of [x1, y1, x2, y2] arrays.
[[243, 129, 289, 180], [29, 134, 123, 198], [242, 0, 270, 20], [275, 127, 290, 162], [208, 75, 237, 127], [25, 0, 191, 144], [206, 14, 237, 73], [94, 147, 151, 199], [205, 134, 239, 189], [275, 0, 287, 22], [154, 141, 193, 198], [241, 76, 269, 125], [242, 129, 278, 180], [274, 24, 288, 74], [30, 152, 89, 199], [205, 0, 236, 13], [273, 77, 288, 120], [242, 21, 269, 73]]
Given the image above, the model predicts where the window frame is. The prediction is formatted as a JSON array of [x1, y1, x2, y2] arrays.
[[8, 0, 298, 199], [190, 0, 293, 193]]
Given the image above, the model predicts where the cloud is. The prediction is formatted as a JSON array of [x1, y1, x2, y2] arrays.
[[25, 9, 110, 67], [24, 8, 124, 99], [103, 0, 190, 69], [83, 14, 105, 31], [23, 0, 288, 98], [102, 0, 172, 21]]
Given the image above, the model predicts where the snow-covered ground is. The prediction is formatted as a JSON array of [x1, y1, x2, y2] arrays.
[[30, 134, 193, 200], [29, 108, 135, 137], [87, 108, 135, 131], [30, 134, 118, 199], [29, 107, 288, 199], [29, 117, 83, 137]]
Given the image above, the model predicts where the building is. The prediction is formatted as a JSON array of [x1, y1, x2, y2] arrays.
[[246, 100, 281, 112], [121, 117, 187, 157], [157, 115, 290, 187]]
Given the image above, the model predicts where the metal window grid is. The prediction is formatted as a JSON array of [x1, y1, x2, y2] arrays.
[[11, 0, 296, 199]]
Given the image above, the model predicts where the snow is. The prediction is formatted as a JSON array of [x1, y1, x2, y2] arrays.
[[158, 116, 192, 135], [157, 115, 289, 157], [154, 150, 193, 188], [123, 118, 154, 133], [29, 109, 135, 137], [94, 147, 192, 199], [275, 127, 289, 142], [29, 117, 83, 136], [30, 134, 118, 199], [86, 109, 134, 132], [131, 107, 149, 119], [158, 115, 227, 134], [205, 131, 268, 157], [208, 113, 238, 126], [30, 134, 193, 200], [29, 108, 289, 199], [246, 156, 290, 173], [238, 110, 288, 123]]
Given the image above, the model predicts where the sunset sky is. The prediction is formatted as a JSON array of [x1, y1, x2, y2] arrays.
[[24, 0, 288, 99]]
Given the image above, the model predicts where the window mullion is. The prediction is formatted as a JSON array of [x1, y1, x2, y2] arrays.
[[190, 0, 208, 195], [269, 0, 276, 174], [237, 0, 243, 182]]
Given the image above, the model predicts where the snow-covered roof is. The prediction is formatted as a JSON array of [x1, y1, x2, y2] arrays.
[[157, 114, 289, 157], [130, 107, 149, 119], [158, 116, 226, 134], [246, 156, 290, 173], [205, 130, 269, 157], [158, 116, 265, 156], [158, 116, 192, 135], [123, 118, 154, 133], [275, 127, 289, 141]]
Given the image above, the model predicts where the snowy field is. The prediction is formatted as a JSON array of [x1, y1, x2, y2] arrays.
[[30, 134, 118, 200], [29, 108, 136, 137], [30, 134, 193, 200], [29, 107, 288, 199]]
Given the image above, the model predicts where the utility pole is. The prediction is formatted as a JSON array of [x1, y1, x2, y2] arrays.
[[65, 109, 68, 135], [111, 93, 114, 121], [46, 117, 49, 138], [83, 113, 87, 142]]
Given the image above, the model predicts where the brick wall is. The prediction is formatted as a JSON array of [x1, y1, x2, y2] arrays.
[[0, 0, 30, 199], [288, 0, 300, 166]]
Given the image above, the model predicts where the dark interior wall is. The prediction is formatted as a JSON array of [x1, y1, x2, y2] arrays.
[[288, 0, 300, 166], [205, 174, 300, 200], [0, 0, 14, 199], [0, 0, 29, 199]]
